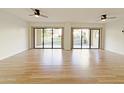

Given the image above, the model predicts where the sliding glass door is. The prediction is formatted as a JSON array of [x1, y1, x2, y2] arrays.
[[35, 28, 43, 48], [34, 28, 63, 49], [73, 29, 82, 48], [91, 29, 100, 48], [72, 28, 100, 49], [44, 28, 52, 48], [53, 28, 62, 48], [81, 29, 90, 48]]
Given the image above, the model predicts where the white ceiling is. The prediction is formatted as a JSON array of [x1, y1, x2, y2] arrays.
[[2, 8, 124, 23]]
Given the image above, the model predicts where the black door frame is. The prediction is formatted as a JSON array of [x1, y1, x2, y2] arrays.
[[33, 27, 64, 49], [71, 28, 101, 49]]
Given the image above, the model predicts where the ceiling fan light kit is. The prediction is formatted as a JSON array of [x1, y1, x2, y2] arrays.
[[34, 14, 39, 17], [101, 19, 106, 21], [101, 14, 107, 21]]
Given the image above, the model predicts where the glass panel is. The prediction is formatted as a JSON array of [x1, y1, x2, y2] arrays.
[[91, 29, 99, 48], [81, 29, 90, 48], [44, 28, 52, 48], [35, 29, 43, 48], [73, 29, 81, 48], [53, 28, 62, 48]]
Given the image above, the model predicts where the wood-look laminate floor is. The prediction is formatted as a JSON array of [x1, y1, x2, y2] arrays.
[[0, 49, 124, 83]]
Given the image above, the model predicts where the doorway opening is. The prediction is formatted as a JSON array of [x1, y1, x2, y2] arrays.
[[34, 28, 63, 49], [72, 28, 100, 49]]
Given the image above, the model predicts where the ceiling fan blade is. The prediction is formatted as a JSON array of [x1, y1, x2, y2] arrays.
[[107, 17, 117, 19], [96, 18, 101, 21], [30, 8, 40, 12], [29, 14, 35, 16], [39, 14, 48, 18], [96, 19, 106, 22], [30, 8, 35, 11]]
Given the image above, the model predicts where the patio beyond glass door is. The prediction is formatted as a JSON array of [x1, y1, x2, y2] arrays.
[[91, 29, 100, 48], [73, 29, 82, 48], [44, 28, 52, 48], [72, 28, 100, 49], [53, 28, 62, 48], [34, 28, 63, 49], [81, 29, 90, 48], [73, 29, 90, 48]]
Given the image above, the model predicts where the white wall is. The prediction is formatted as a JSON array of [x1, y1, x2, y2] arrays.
[[105, 19, 124, 55], [29, 22, 104, 50], [0, 10, 28, 60]]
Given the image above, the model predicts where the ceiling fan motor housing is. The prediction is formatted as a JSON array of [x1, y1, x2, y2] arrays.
[[34, 9, 40, 15], [101, 14, 107, 20]]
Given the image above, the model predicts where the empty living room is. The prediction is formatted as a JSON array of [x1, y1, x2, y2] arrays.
[[0, 8, 124, 84]]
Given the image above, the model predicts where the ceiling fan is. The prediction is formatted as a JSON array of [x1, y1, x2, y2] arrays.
[[29, 8, 48, 18], [99, 14, 116, 22]]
